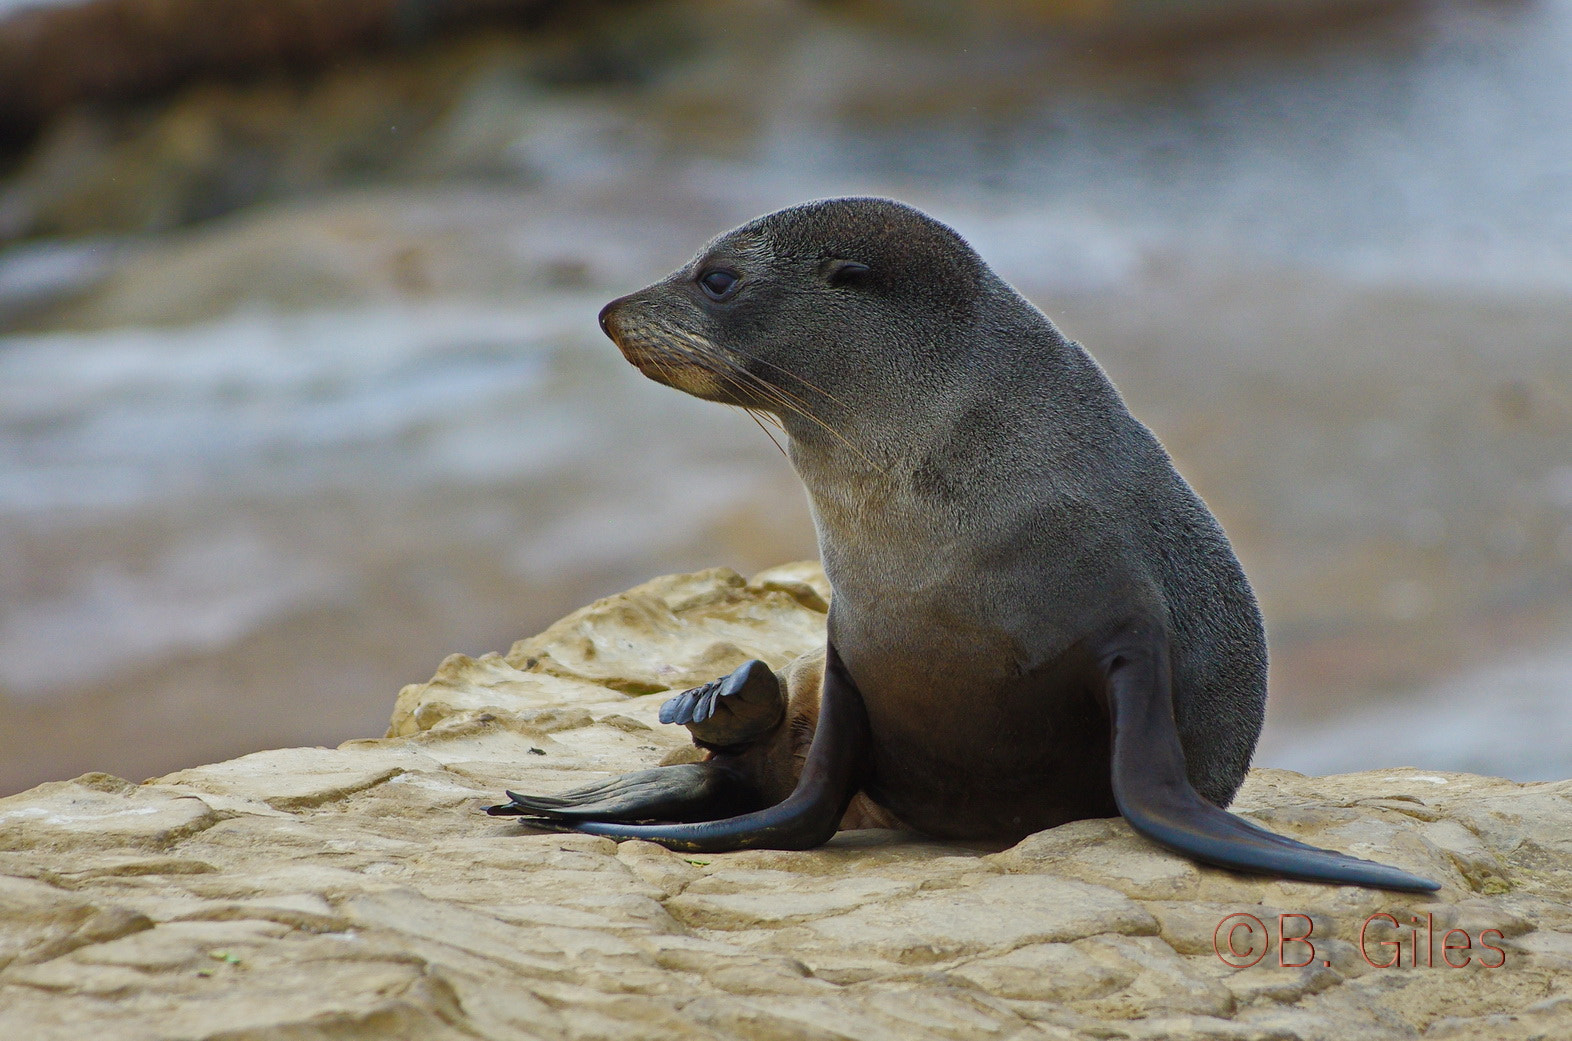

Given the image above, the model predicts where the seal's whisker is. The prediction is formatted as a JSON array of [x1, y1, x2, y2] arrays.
[[642, 319, 886, 473], [650, 335, 779, 442], [709, 350, 844, 425], [663, 324, 835, 420], [726, 350, 861, 417], [697, 365, 793, 459], [724, 362, 884, 469], [644, 350, 688, 403], [729, 368, 859, 454], [735, 369, 884, 471], [743, 408, 790, 460], [694, 363, 787, 458]]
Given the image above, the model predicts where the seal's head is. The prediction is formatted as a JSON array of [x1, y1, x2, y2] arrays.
[[598, 198, 988, 424]]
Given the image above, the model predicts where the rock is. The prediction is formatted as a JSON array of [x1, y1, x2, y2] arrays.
[[0, 0, 561, 142], [1, 563, 1569, 1040], [0, 10, 642, 245]]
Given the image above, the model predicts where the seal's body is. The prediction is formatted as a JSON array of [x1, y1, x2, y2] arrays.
[[488, 199, 1437, 892], [794, 300, 1263, 840]]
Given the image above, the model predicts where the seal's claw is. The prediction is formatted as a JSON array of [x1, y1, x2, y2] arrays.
[[659, 660, 785, 747], [658, 684, 708, 726]]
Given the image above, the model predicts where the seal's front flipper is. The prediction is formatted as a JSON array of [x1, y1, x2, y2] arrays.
[[659, 658, 785, 748], [565, 642, 870, 853], [484, 762, 761, 824], [1100, 623, 1441, 893]]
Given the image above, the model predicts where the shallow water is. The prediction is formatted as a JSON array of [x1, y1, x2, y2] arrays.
[[1, 1, 1570, 792]]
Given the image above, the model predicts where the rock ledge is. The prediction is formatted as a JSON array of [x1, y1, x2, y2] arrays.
[[2, 564, 1568, 1040]]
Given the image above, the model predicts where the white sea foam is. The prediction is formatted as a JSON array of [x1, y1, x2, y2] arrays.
[[0, 303, 584, 514]]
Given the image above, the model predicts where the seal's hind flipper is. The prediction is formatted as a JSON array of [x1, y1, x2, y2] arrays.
[[486, 661, 786, 832], [562, 643, 870, 853], [1100, 622, 1441, 893], [484, 763, 761, 824], [659, 659, 785, 748]]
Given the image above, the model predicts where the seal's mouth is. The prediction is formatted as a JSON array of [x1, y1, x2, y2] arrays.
[[621, 347, 707, 383], [598, 299, 730, 399], [603, 324, 702, 381]]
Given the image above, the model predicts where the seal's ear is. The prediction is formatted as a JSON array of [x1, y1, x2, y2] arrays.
[[821, 259, 871, 287]]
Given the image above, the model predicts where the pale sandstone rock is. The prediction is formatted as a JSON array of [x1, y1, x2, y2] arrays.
[[0, 564, 1569, 1040]]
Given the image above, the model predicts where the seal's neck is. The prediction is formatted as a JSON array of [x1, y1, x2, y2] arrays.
[[782, 401, 981, 600], [777, 324, 1143, 611]]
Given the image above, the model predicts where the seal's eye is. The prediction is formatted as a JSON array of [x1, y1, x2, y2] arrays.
[[698, 268, 739, 301]]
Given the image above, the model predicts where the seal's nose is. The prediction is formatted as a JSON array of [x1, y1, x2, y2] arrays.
[[597, 299, 616, 338]]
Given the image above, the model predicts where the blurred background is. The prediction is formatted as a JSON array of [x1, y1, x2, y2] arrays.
[[0, 0, 1568, 795]]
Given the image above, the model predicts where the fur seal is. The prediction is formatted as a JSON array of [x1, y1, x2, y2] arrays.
[[487, 198, 1438, 893]]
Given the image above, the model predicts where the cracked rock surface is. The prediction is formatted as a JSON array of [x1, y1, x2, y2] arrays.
[[2, 564, 1569, 1040]]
